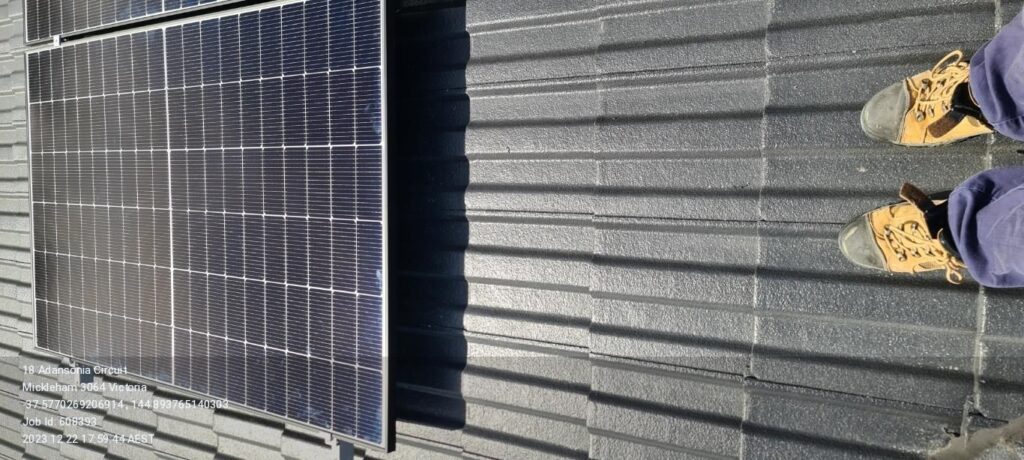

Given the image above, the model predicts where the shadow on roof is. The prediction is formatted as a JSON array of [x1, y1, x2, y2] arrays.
[[388, 0, 471, 436]]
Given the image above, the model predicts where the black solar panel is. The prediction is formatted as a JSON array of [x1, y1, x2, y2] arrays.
[[25, 0, 234, 43], [28, 0, 387, 448]]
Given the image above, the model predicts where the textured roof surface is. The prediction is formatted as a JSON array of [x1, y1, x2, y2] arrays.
[[385, 0, 1024, 458], [0, 0, 1022, 459]]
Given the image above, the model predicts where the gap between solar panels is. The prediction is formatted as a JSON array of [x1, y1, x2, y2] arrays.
[[25, 0, 389, 450]]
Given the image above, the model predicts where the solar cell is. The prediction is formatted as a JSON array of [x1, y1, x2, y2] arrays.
[[28, 0, 387, 448], [25, 0, 234, 43]]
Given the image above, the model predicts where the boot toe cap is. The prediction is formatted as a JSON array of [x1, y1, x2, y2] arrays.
[[861, 82, 910, 144], [839, 215, 887, 271]]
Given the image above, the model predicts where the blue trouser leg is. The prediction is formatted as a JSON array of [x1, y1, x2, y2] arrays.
[[948, 167, 1024, 288], [970, 9, 1024, 140], [944, 12, 1024, 288]]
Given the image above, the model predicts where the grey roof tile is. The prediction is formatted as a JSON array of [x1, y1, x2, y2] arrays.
[[0, 325, 20, 349], [465, 158, 596, 215], [212, 411, 284, 448], [590, 434, 717, 460], [466, 0, 587, 25], [591, 218, 756, 373], [0, 195, 28, 215], [23, 406, 55, 428], [757, 222, 978, 330], [768, 0, 996, 59], [151, 439, 216, 460], [105, 440, 159, 460], [465, 279, 590, 348], [0, 391, 22, 419], [463, 403, 588, 459], [57, 427, 108, 460], [467, 15, 599, 85], [978, 339, 1024, 421], [1002, 1, 1024, 24], [602, 69, 764, 157], [752, 313, 974, 409], [19, 373, 59, 398], [466, 214, 593, 255], [467, 83, 600, 159], [153, 414, 219, 459], [464, 218, 592, 289], [464, 338, 589, 420], [598, 0, 767, 73], [592, 295, 754, 374], [763, 148, 988, 224], [389, 422, 462, 456], [590, 359, 744, 458], [0, 259, 30, 286], [279, 429, 336, 460], [102, 388, 158, 430], [458, 337, 588, 458], [597, 148, 762, 221], [217, 435, 285, 460], [102, 416, 157, 449], [362, 436, 462, 460], [23, 439, 63, 460], [470, 82, 602, 127], [0, 0, 1021, 458], [985, 288, 1024, 339], [0, 425, 22, 456], [742, 382, 958, 459], [594, 219, 758, 307], [991, 144, 1024, 168]]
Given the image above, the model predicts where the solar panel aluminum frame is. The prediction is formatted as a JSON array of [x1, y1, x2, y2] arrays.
[[380, 0, 392, 451], [25, 0, 392, 451], [22, 0, 253, 45]]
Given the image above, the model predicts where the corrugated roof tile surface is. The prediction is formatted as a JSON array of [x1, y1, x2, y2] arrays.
[[0, 0, 1022, 459], [382, 0, 1024, 458]]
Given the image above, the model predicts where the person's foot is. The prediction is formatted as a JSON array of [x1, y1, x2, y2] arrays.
[[839, 183, 966, 284], [861, 50, 993, 147]]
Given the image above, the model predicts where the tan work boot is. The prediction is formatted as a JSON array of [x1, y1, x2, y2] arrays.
[[839, 183, 966, 284], [861, 51, 993, 147]]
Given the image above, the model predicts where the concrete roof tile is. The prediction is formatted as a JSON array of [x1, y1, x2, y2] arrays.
[[0, 0, 1020, 458]]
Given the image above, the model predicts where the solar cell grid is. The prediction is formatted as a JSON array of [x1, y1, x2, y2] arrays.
[[25, 0, 233, 43], [28, 0, 387, 447]]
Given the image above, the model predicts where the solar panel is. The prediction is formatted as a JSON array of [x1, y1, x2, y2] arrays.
[[25, 0, 235, 43], [27, 0, 388, 448]]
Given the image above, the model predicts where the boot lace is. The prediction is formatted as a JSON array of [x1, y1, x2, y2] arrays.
[[881, 217, 966, 284], [910, 51, 969, 122]]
